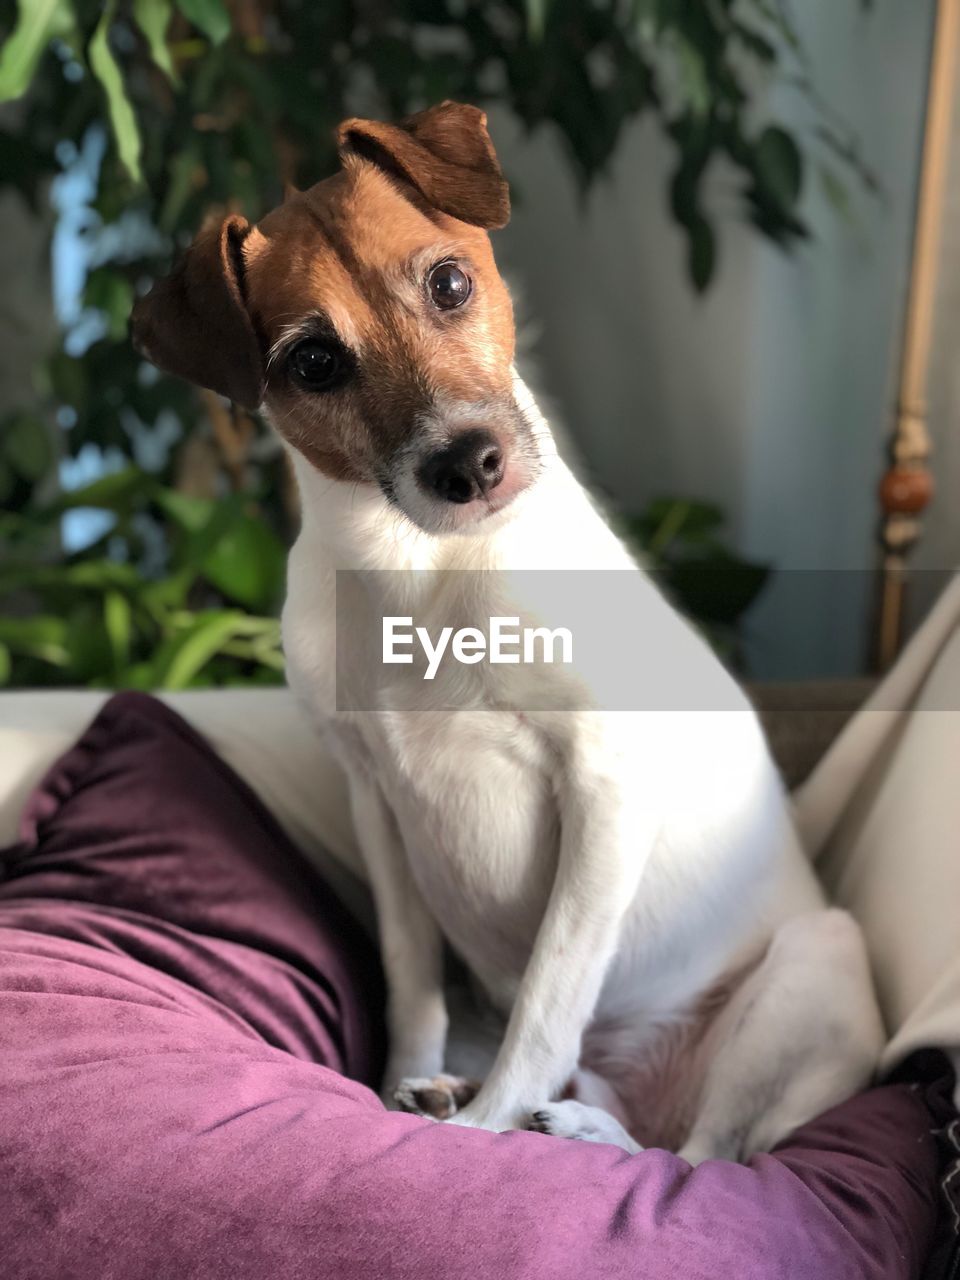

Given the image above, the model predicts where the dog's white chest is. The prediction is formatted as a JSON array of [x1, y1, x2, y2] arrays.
[[282, 449, 822, 1029], [349, 704, 560, 1002]]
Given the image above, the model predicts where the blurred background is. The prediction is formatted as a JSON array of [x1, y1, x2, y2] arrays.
[[0, 0, 954, 692]]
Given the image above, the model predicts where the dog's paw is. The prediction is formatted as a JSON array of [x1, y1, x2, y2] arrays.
[[393, 1073, 481, 1120], [526, 1101, 642, 1153]]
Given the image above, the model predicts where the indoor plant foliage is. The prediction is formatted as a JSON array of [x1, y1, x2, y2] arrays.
[[0, 0, 866, 689]]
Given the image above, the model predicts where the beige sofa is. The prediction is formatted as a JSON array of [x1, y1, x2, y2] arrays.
[[1, 634, 958, 1098]]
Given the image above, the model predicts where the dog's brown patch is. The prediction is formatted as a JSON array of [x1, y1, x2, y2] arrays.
[[130, 214, 264, 410], [336, 100, 510, 230]]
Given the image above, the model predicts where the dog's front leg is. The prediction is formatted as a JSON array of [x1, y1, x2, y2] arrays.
[[452, 724, 658, 1132], [346, 768, 448, 1099]]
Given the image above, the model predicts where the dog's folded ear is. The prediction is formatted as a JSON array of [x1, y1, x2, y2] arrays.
[[336, 101, 510, 230], [130, 214, 265, 411]]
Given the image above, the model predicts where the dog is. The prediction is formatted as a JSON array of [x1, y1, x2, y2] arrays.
[[132, 100, 887, 1163]]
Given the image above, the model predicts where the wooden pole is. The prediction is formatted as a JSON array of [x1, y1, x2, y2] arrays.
[[877, 0, 960, 669]]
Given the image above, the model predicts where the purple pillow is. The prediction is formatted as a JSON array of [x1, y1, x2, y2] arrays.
[[0, 692, 949, 1280]]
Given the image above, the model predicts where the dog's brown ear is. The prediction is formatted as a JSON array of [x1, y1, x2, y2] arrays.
[[130, 214, 264, 411], [336, 101, 510, 229]]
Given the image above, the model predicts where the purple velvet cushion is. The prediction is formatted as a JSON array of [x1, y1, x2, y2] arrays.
[[0, 692, 948, 1280]]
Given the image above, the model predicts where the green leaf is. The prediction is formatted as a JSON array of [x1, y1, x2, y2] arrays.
[[154, 488, 216, 533], [0, 0, 73, 102], [665, 553, 770, 626], [220, 635, 285, 671], [84, 269, 134, 340], [4, 412, 54, 481], [153, 611, 255, 689], [158, 493, 284, 610], [132, 0, 179, 85], [624, 497, 726, 558], [0, 616, 69, 666], [46, 466, 155, 515], [201, 512, 286, 611], [654, 497, 723, 540], [44, 349, 88, 410], [689, 216, 715, 292], [59, 561, 143, 590], [0, 641, 10, 686], [64, 603, 113, 680], [158, 139, 201, 232], [88, 1, 143, 183], [176, 0, 231, 46], [103, 590, 132, 670], [672, 33, 710, 117], [524, 0, 552, 40], [140, 570, 194, 618], [632, 0, 658, 39], [755, 125, 803, 210], [0, 560, 142, 597], [172, 494, 240, 566], [114, 660, 156, 691]]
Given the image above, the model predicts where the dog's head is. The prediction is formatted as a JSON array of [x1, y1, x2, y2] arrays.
[[132, 101, 540, 534]]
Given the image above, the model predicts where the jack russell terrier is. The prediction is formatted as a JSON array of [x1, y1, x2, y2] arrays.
[[133, 100, 891, 1163]]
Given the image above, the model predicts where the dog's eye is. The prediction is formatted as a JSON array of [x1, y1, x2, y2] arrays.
[[428, 262, 472, 310], [289, 340, 342, 391]]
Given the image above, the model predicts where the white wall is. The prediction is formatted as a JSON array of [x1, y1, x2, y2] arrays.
[[493, 3, 936, 677]]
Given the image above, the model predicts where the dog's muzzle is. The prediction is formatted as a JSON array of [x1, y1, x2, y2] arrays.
[[416, 428, 505, 504]]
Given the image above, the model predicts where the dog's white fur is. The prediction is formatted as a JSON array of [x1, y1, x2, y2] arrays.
[[280, 374, 887, 1162]]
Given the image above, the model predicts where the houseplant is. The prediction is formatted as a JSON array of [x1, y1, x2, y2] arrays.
[[0, 0, 871, 687]]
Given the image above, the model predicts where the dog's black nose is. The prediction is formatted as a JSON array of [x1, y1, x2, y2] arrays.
[[418, 429, 505, 504]]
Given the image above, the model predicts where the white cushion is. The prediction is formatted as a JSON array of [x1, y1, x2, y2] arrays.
[[818, 626, 960, 1085]]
